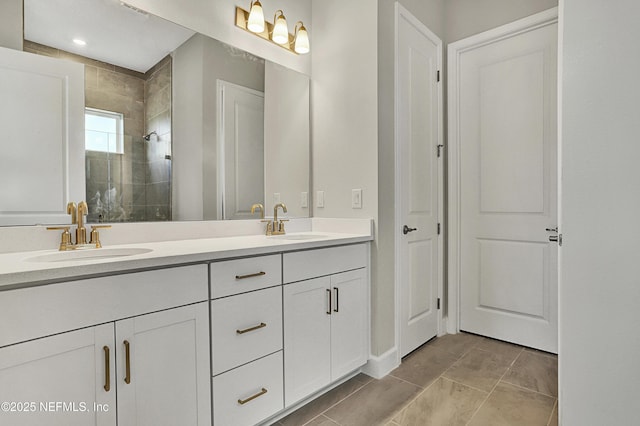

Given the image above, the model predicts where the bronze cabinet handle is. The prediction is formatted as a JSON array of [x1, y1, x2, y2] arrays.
[[326, 289, 332, 315], [333, 287, 339, 313], [236, 323, 267, 334], [103, 346, 110, 392], [237, 388, 268, 405], [235, 271, 266, 280], [124, 340, 131, 384]]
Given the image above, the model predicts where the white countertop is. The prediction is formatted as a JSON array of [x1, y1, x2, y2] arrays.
[[0, 231, 372, 290]]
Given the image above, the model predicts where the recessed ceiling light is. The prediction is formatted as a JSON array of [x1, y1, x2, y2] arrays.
[[73, 39, 87, 46]]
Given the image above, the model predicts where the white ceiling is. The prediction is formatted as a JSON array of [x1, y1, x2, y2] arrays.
[[24, 0, 195, 73]]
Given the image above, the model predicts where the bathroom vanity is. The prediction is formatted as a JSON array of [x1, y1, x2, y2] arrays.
[[0, 221, 372, 426]]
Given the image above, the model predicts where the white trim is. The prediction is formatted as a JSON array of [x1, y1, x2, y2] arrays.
[[446, 7, 559, 334], [362, 347, 399, 379], [394, 2, 444, 362]]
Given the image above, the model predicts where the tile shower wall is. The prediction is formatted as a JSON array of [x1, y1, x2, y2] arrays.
[[144, 56, 172, 221], [24, 41, 172, 222]]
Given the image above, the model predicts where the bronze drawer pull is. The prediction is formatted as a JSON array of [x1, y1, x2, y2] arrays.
[[235, 271, 266, 280], [103, 346, 110, 392], [238, 388, 268, 405], [124, 340, 131, 384], [236, 323, 267, 334]]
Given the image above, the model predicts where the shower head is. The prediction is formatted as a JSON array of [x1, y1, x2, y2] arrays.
[[143, 131, 158, 141]]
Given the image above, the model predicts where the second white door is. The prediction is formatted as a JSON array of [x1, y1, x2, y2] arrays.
[[397, 5, 442, 358], [450, 10, 558, 353]]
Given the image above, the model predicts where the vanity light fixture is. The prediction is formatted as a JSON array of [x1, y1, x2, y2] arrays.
[[235, 3, 310, 55], [293, 22, 310, 54], [247, 0, 265, 33], [271, 10, 289, 45]]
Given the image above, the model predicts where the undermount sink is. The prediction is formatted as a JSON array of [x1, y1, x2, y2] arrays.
[[27, 247, 153, 263], [268, 233, 329, 241]]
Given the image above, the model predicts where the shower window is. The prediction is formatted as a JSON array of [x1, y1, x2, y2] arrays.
[[85, 108, 124, 154]]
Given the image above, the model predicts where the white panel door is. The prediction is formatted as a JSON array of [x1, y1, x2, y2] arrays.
[[218, 80, 264, 220], [397, 5, 442, 357], [0, 324, 116, 426], [283, 277, 331, 406], [116, 303, 211, 426], [0, 47, 84, 225], [330, 269, 368, 380], [455, 16, 558, 352]]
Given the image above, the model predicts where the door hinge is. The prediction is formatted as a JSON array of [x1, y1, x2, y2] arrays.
[[437, 70, 441, 82], [437, 144, 444, 157], [437, 298, 441, 310], [437, 223, 441, 235]]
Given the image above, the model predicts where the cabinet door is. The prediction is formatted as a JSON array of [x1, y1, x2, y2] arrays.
[[283, 277, 332, 406], [0, 46, 84, 225], [0, 324, 116, 426], [115, 303, 211, 426], [330, 269, 368, 381]]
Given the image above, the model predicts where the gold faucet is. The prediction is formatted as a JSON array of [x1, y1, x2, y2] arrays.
[[47, 201, 110, 250], [251, 203, 265, 219], [261, 203, 289, 236], [77, 201, 89, 245]]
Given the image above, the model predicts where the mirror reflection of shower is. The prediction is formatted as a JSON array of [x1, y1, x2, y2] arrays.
[[143, 131, 158, 141]]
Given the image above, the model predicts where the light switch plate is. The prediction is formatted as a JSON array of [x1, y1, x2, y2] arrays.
[[301, 192, 308, 208], [317, 191, 325, 208], [273, 193, 281, 203], [352, 189, 362, 209]]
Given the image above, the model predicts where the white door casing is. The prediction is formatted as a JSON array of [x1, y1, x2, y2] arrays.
[[217, 80, 264, 220], [448, 8, 558, 352], [395, 3, 443, 358]]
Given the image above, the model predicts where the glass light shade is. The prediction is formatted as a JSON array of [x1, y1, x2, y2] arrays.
[[247, 0, 265, 33], [272, 12, 289, 45], [294, 24, 310, 54]]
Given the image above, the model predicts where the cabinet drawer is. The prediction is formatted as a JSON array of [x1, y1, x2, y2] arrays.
[[211, 286, 283, 375], [212, 351, 284, 426], [283, 244, 367, 283], [210, 254, 282, 298], [0, 265, 208, 348]]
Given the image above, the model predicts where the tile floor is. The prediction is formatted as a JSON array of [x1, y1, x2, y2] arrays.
[[273, 333, 558, 426]]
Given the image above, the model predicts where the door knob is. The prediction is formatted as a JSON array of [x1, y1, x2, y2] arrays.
[[403, 225, 417, 235], [545, 227, 558, 232]]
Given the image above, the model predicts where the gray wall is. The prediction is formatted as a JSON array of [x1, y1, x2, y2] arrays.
[[560, 0, 640, 424], [445, 0, 558, 42], [0, 0, 22, 50]]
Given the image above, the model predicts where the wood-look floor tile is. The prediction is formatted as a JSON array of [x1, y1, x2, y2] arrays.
[[502, 351, 558, 397], [323, 376, 421, 426], [548, 401, 558, 426], [468, 382, 555, 426], [475, 338, 523, 364], [305, 415, 340, 426], [391, 344, 460, 388], [443, 348, 513, 392], [279, 374, 372, 426], [427, 333, 484, 358], [395, 377, 487, 426]]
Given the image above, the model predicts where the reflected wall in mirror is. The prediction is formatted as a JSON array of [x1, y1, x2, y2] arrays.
[[17, 0, 310, 226]]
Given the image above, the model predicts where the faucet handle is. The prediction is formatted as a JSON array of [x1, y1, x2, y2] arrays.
[[278, 219, 289, 233], [47, 226, 73, 251], [90, 225, 111, 249]]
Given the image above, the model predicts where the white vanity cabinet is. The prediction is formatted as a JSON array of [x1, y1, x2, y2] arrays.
[[209, 255, 284, 426], [283, 244, 369, 407], [0, 265, 211, 426]]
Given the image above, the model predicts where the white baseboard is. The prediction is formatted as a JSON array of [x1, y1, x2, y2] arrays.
[[362, 347, 400, 379]]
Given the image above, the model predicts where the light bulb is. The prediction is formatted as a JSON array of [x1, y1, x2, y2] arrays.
[[272, 11, 289, 45], [294, 23, 310, 54], [247, 0, 265, 33]]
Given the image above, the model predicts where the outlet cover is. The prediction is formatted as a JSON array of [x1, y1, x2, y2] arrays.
[[317, 191, 325, 208], [301, 192, 308, 208], [273, 193, 281, 203], [352, 189, 363, 209]]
